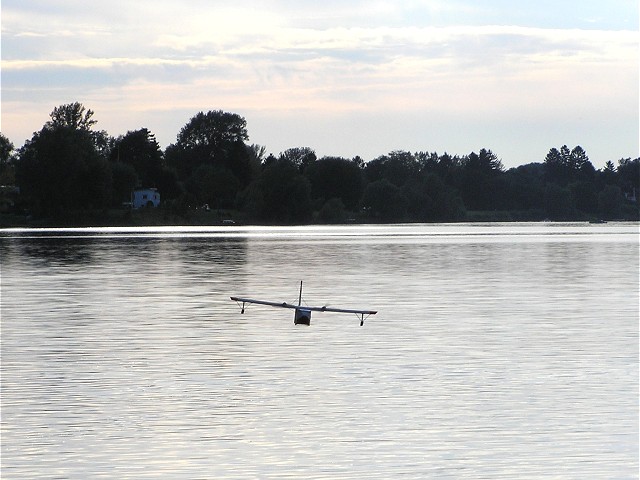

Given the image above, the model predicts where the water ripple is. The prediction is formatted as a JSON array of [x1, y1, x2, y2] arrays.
[[1, 224, 638, 478]]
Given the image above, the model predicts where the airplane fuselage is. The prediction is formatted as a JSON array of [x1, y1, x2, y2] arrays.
[[294, 308, 311, 325]]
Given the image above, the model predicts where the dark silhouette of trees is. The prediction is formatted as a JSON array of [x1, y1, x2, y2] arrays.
[[539, 145, 622, 219], [598, 185, 624, 218], [165, 110, 250, 183], [245, 158, 312, 223], [305, 156, 363, 210], [174, 110, 248, 150], [428, 174, 466, 221], [317, 197, 347, 223], [164, 110, 253, 210], [1, 133, 15, 164], [47, 102, 97, 131], [501, 163, 545, 212], [0, 133, 15, 185], [279, 147, 317, 173], [544, 145, 595, 186], [108, 128, 181, 204], [4, 103, 638, 224], [617, 158, 639, 193], [110, 129, 163, 187], [544, 183, 572, 219], [187, 164, 240, 209], [47, 102, 110, 156], [17, 115, 111, 217], [362, 179, 407, 221], [246, 144, 267, 178], [155, 168, 182, 202], [360, 150, 465, 222], [570, 181, 598, 215], [110, 162, 138, 207], [365, 150, 419, 187], [404, 173, 465, 221], [456, 148, 504, 211], [600, 161, 617, 186]]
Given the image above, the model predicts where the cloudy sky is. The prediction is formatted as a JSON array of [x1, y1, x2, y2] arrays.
[[2, 0, 637, 168]]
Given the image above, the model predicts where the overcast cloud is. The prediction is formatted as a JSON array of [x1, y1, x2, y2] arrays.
[[2, 0, 637, 167]]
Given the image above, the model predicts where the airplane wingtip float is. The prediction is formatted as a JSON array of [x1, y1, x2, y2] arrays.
[[231, 281, 377, 326]]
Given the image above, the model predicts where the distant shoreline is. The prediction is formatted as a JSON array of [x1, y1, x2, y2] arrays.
[[1, 208, 635, 230]]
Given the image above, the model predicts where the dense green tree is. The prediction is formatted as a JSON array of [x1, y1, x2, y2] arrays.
[[415, 151, 440, 175], [598, 185, 623, 218], [155, 167, 182, 201], [0, 133, 15, 185], [165, 110, 250, 184], [17, 125, 111, 216], [110, 129, 163, 187], [317, 197, 347, 223], [246, 144, 267, 178], [305, 156, 363, 210], [502, 163, 545, 211], [279, 147, 316, 173], [600, 161, 618, 186], [46, 102, 110, 156], [236, 182, 265, 220], [617, 158, 639, 194], [186, 164, 240, 209], [457, 167, 486, 212], [455, 149, 504, 211], [262, 153, 278, 168], [464, 148, 504, 174], [227, 139, 254, 187], [544, 147, 566, 184], [402, 173, 465, 221], [175, 110, 248, 150], [401, 178, 430, 220], [544, 145, 595, 186], [6, 104, 121, 217], [0, 133, 14, 165], [423, 173, 466, 221], [365, 151, 418, 187], [165, 142, 195, 180], [544, 183, 573, 219], [5, 101, 639, 223], [47, 102, 97, 131], [434, 152, 463, 185], [567, 145, 593, 175], [352, 156, 365, 169], [570, 181, 598, 214], [110, 161, 138, 206], [246, 159, 312, 223], [15, 103, 114, 217], [361, 179, 407, 221]]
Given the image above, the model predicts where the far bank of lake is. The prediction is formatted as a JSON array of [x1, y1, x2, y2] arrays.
[[1, 204, 636, 229]]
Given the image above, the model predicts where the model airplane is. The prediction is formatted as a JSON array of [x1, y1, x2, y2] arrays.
[[231, 281, 377, 326]]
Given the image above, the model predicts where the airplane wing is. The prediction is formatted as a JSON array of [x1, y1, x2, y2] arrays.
[[230, 296, 376, 315], [303, 305, 377, 315], [230, 296, 299, 310]]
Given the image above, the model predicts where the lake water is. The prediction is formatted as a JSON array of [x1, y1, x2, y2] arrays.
[[1, 223, 638, 479]]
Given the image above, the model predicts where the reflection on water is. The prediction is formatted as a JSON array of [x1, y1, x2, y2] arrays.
[[1, 223, 638, 479]]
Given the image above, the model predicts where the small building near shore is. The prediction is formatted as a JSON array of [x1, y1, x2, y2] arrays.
[[132, 188, 160, 209]]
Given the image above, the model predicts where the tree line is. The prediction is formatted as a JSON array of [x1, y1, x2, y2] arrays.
[[0, 103, 638, 224]]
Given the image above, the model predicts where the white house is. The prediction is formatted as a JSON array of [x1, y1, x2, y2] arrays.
[[132, 188, 160, 209]]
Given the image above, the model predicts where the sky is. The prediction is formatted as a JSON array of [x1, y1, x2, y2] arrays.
[[1, 0, 638, 168]]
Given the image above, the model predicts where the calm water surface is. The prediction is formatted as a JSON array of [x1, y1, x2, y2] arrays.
[[1, 223, 638, 479]]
